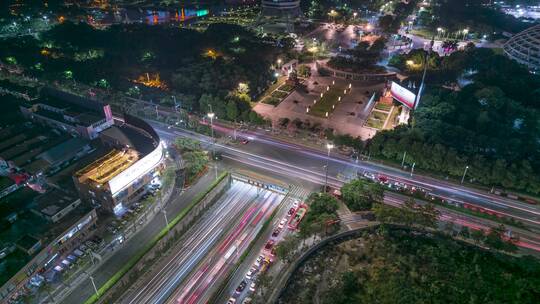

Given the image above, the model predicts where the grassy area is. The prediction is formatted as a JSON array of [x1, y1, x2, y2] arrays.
[[83, 172, 228, 304], [256, 77, 286, 103], [271, 90, 289, 99], [365, 110, 388, 129], [278, 84, 295, 92], [410, 28, 436, 39], [0, 176, 13, 190], [384, 106, 400, 129], [309, 86, 344, 118], [366, 118, 384, 129], [374, 102, 392, 112], [262, 96, 281, 106]]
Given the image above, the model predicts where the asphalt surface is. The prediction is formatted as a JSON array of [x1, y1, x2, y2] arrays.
[[222, 186, 311, 304], [167, 185, 283, 304], [63, 117, 540, 303], [151, 121, 540, 252], [153, 121, 540, 230], [61, 169, 218, 304], [119, 181, 283, 304]]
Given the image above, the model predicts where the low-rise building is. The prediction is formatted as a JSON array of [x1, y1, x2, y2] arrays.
[[31, 189, 82, 223], [19, 88, 114, 140], [73, 114, 164, 214], [0, 207, 97, 302]]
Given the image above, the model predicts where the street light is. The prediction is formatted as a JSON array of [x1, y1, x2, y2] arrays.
[[277, 58, 282, 68], [162, 209, 169, 231], [461, 165, 469, 184], [207, 112, 218, 180], [324, 143, 334, 191], [462, 28, 469, 40], [89, 275, 99, 298]]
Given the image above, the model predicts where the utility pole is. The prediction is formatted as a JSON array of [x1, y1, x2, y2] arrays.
[[162, 209, 169, 231], [89, 275, 99, 298], [207, 109, 218, 180], [461, 165, 469, 184], [401, 151, 407, 167], [324, 144, 334, 192]]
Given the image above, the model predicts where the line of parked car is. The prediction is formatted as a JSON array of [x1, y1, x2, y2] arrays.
[[228, 200, 301, 304]]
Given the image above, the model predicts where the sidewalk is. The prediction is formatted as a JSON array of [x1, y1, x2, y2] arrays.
[[33, 165, 218, 304], [33, 167, 178, 304]]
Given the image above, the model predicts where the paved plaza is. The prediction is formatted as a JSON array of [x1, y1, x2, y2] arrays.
[[254, 63, 385, 139]]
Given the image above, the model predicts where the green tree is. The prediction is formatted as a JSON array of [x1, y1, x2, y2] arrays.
[[341, 179, 384, 211], [458, 226, 470, 238], [275, 234, 298, 263], [470, 229, 485, 244], [183, 151, 208, 181], [299, 193, 339, 238], [484, 224, 517, 252], [226, 100, 238, 121], [174, 137, 201, 151]]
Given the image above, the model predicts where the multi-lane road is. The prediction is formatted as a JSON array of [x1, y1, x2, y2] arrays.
[[120, 180, 283, 304], [153, 121, 540, 228], [151, 120, 540, 252]]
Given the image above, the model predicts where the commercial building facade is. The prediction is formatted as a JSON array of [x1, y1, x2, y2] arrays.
[[0, 209, 98, 302], [73, 114, 164, 214]]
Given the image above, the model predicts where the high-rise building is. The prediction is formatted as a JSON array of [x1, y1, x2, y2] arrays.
[[261, 0, 301, 17]]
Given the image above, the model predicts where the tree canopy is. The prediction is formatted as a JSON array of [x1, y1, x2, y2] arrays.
[[341, 179, 384, 211], [376, 47, 540, 193]]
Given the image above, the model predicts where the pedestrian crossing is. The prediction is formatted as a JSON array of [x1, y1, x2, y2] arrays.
[[287, 185, 311, 202]]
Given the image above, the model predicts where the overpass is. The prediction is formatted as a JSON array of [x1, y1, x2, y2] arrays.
[[230, 170, 289, 195]]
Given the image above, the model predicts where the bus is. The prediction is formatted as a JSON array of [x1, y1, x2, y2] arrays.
[[288, 204, 308, 230]]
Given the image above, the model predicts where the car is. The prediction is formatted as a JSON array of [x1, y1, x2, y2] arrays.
[[278, 218, 287, 229], [240, 139, 249, 145], [235, 280, 247, 294], [271, 228, 281, 237], [227, 297, 237, 304], [253, 255, 263, 267], [242, 298, 252, 304], [264, 240, 275, 252], [253, 256, 262, 268], [249, 282, 256, 292], [288, 207, 296, 216], [245, 267, 257, 279]]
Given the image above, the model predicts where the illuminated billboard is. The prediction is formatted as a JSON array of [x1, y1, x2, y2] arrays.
[[390, 81, 417, 109], [109, 143, 164, 195]]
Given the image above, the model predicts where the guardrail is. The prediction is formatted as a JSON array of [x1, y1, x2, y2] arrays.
[[84, 171, 229, 304]]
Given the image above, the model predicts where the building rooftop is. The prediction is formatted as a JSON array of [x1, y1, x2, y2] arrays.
[[504, 24, 540, 72], [30, 99, 103, 128], [37, 137, 90, 167], [15, 235, 40, 253], [100, 124, 156, 155], [33, 189, 79, 217], [74, 148, 140, 186]]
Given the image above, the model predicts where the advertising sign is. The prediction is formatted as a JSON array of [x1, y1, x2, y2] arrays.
[[390, 82, 416, 109], [109, 144, 164, 195]]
